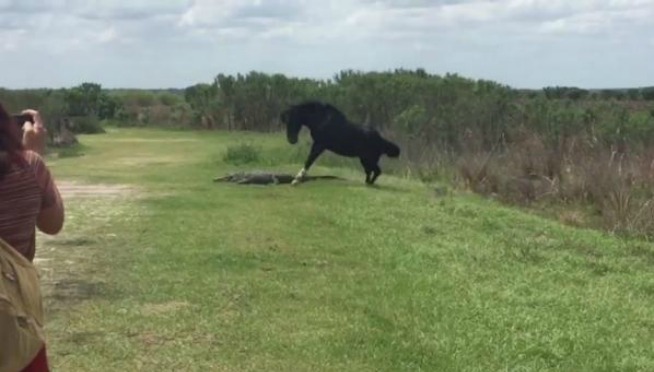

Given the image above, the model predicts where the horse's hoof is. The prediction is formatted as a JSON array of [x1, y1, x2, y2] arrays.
[[291, 179, 301, 186]]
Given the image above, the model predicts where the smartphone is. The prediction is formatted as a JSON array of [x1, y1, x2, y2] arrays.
[[12, 113, 34, 127]]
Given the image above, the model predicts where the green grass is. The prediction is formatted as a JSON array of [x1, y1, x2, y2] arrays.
[[38, 127, 654, 371]]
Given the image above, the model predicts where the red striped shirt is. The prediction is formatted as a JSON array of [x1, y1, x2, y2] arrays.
[[0, 151, 59, 261]]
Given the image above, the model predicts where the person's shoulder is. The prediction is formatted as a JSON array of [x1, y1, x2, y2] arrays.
[[20, 150, 47, 169]]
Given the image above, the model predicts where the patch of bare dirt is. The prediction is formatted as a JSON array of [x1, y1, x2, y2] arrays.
[[135, 331, 219, 349], [115, 155, 187, 167], [140, 301, 192, 316], [56, 180, 138, 198], [109, 138, 199, 143], [35, 180, 141, 318]]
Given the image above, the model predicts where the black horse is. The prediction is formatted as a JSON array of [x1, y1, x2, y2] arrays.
[[279, 101, 400, 185]]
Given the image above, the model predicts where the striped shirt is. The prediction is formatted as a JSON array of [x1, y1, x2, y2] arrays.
[[0, 151, 60, 261]]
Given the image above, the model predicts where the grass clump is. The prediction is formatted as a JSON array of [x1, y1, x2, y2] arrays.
[[223, 142, 261, 165]]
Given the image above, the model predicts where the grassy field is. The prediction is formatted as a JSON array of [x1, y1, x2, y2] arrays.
[[36, 127, 654, 371]]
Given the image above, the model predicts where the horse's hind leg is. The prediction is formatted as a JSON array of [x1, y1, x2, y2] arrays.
[[359, 158, 373, 184], [369, 163, 382, 184], [368, 155, 383, 184], [361, 155, 383, 185], [292, 143, 324, 185]]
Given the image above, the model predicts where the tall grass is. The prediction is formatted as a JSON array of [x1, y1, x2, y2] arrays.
[[451, 130, 654, 238]]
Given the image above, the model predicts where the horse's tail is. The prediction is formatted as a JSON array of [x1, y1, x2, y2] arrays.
[[379, 136, 401, 158]]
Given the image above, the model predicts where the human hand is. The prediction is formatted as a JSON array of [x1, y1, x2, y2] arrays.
[[21, 109, 45, 128], [21, 109, 47, 156]]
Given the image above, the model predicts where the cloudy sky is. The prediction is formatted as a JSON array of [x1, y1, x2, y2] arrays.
[[1, 0, 652, 89]]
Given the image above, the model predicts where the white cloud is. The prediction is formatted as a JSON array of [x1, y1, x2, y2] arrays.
[[96, 27, 118, 43], [0, 29, 26, 50], [0, 0, 652, 89]]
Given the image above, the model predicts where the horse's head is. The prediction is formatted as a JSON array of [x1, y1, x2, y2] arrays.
[[280, 106, 303, 145], [281, 101, 338, 145]]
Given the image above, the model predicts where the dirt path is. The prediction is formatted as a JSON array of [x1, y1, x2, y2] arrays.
[[54, 181, 139, 198], [34, 180, 140, 317]]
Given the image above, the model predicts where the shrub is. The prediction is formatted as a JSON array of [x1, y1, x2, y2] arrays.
[[69, 116, 105, 134], [56, 144, 85, 158], [223, 143, 261, 165]]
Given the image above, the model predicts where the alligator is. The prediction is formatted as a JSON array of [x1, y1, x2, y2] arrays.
[[213, 171, 343, 185]]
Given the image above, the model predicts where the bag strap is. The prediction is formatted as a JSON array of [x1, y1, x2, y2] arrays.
[[0, 237, 33, 268]]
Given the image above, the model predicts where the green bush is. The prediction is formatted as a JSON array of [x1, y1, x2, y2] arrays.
[[69, 116, 105, 134], [223, 143, 261, 165], [56, 144, 85, 158]]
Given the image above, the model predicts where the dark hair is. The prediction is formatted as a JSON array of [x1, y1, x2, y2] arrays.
[[0, 103, 25, 179]]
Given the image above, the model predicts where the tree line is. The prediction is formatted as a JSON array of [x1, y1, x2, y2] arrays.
[[2, 70, 654, 153]]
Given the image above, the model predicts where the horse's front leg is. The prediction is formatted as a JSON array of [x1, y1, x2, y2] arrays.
[[292, 143, 324, 185]]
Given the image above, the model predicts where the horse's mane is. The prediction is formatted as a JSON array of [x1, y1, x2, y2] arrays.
[[293, 100, 348, 123]]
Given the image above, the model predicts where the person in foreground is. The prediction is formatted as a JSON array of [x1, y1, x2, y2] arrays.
[[0, 103, 64, 372]]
